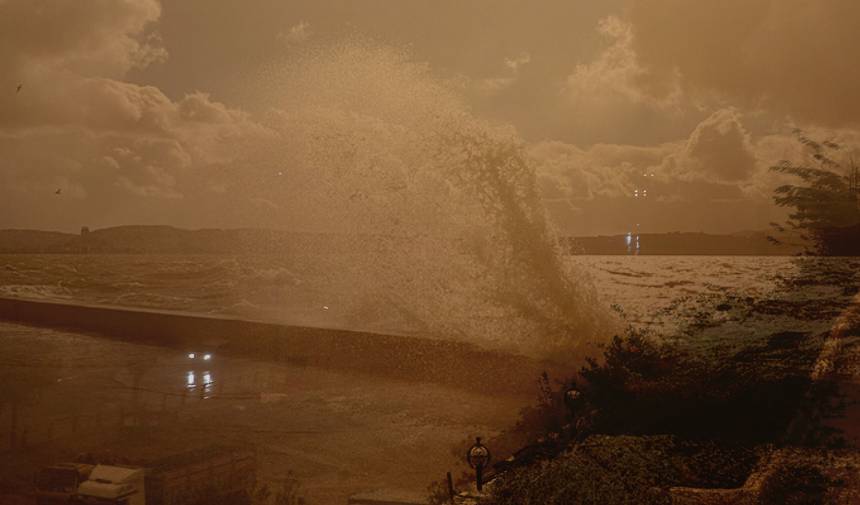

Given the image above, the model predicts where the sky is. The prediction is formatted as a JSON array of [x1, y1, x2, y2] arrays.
[[2, 0, 860, 236]]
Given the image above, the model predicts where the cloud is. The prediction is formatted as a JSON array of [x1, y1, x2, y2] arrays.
[[473, 76, 517, 96], [529, 139, 672, 203], [277, 21, 312, 44], [564, 16, 680, 113], [473, 51, 532, 96], [0, 0, 271, 229], [528, 14, 701, 146], [0, 79, 265, 200], [504, 52, 531, 72], [528, 110, 790, 234], [5, 1, 849, 236], [678, 109, 757, 182], [628, 0, 860, 127], [0, 0, 165, 79]]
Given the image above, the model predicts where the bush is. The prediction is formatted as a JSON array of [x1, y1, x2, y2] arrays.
[[487, 435, 760, 504], [488, 436, 684, 505], [465, 328, 834, 503], [578, 331, 823, 443], [758, 462, 830, 505]]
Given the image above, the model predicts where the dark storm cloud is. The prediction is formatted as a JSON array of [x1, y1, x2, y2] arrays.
[[0, 0, 268, 230], [629, 0, 860, 128], [2, 0, 858, 234], [529, 109, 790, 235]]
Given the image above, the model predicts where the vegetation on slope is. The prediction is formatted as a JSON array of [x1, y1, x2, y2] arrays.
[[450, 324, 842, 504]]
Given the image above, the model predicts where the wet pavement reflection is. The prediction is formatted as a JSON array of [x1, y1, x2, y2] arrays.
[[185, 370, 215, 399], [0, 322, 525, 504]]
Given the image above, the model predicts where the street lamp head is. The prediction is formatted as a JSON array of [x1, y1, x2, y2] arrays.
[[564, 387, 583, 413], [467, 437, 491, 469]]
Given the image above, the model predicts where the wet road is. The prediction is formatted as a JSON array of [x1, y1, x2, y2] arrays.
[[0, 322, 529, 503]]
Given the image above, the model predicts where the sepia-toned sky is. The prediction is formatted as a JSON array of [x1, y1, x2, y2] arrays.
[[3, 0, 860, 235]]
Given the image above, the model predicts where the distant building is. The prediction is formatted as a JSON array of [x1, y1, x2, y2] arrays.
[[80, 226, 90, 236]]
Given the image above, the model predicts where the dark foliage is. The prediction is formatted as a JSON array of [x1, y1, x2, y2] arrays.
[[758, 462, 831, 505], [488, 435, 756, 505], [470, 328, 826, 500], [467, 324, 843, 505], [578, 332, 822, 444], [770, 130, 860, 255], [489, 436, 675, 505]]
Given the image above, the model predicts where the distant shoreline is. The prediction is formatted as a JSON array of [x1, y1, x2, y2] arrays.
[[0, 225, 808, 256], [563, 232, 802, 256]]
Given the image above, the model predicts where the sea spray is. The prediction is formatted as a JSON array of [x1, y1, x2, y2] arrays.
[[238, 40, 614, 359]]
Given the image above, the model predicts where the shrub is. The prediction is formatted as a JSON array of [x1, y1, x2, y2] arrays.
[[487, 435, 760, 505], [758, 462, 830, 505], [489, 436, 678, 505], [465, 327, 833, 503], [578, 331, 823, 443]]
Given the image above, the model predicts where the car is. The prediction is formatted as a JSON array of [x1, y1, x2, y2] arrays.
[[182, 339, 227, 370], [185, 350, 214, 365]]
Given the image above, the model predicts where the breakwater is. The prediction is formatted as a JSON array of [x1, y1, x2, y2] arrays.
[[0, 297, 559, 394]]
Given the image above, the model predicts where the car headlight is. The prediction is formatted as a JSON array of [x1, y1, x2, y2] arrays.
[[203, 354, 212, 361], [188, 353, 196, 359]]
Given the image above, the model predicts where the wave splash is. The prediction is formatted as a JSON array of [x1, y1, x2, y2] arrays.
[[237, 41, 613, 359]]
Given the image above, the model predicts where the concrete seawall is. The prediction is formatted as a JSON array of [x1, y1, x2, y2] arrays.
[[0, 297, 559, 394]]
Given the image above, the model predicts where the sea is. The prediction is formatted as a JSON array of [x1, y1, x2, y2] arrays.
[[1, 253, 858, 503], [1, 253, 857, 347]]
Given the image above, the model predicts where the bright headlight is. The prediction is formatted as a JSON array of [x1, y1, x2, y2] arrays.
[[188, 353, 196, 359], [203, 354, 212, 361]]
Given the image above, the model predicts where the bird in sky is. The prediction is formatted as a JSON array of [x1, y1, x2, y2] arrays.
[[16, 84, 22, 93], [55, 188, 62, 195]]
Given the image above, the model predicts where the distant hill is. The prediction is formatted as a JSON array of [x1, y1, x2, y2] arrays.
[[0, 226, 804, 255], [0, 226, 332, 254], [564, 231, 802, 255], [0, 229, 78, 253]]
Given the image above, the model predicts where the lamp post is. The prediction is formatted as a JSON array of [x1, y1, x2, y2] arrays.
[[564, 386, 584, 437], [466, 437, 491, 493], [564, 387, 581, 418]]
